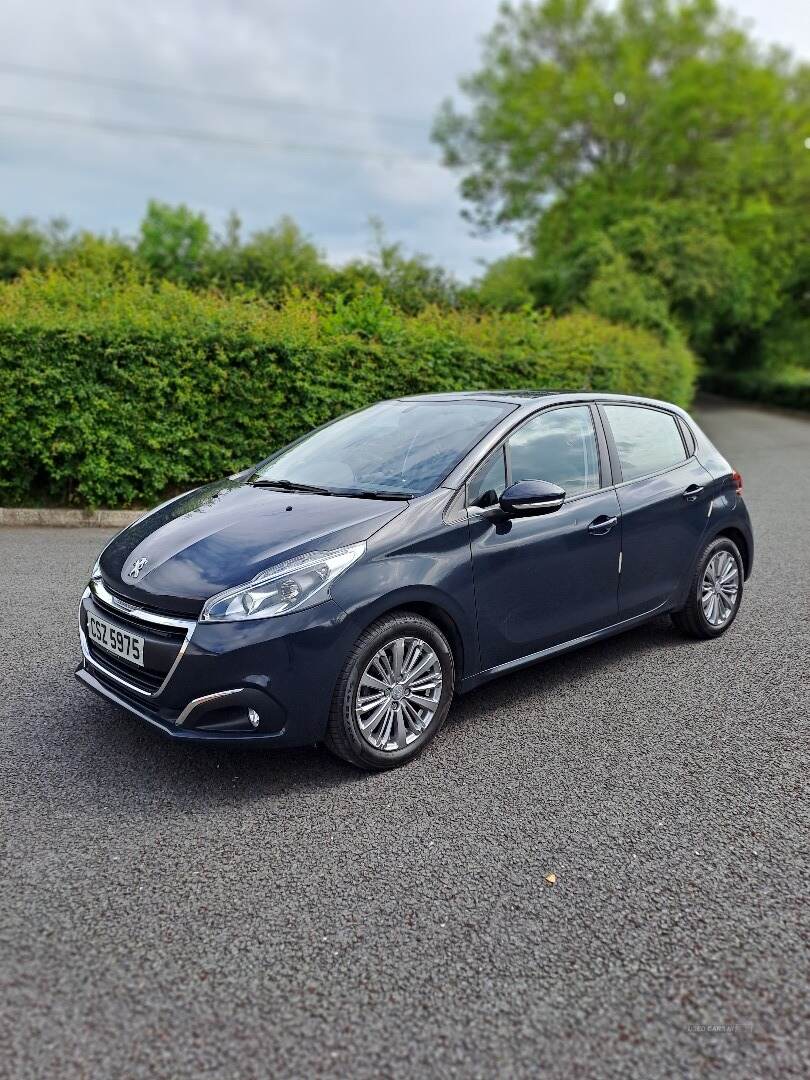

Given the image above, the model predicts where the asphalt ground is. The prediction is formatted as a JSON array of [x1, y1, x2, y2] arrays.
[[1, 398, 808, 1079]]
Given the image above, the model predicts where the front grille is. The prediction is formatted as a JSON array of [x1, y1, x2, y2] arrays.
[[82, 585, 191, 696], [86, 643, 166, 692]]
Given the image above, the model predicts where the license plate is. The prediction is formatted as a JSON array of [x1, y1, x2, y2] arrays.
[[87, 612, 145, 667]]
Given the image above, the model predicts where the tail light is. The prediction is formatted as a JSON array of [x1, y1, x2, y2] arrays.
[[731, 470, 743, 495]]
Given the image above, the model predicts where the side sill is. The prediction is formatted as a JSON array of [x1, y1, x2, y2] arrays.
[[458, 602, 668, 694]]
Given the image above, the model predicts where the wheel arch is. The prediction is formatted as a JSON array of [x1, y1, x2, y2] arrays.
[[390, 600, 465, 683], [712, 525, 752, 579], [346, 594, 468, 684]]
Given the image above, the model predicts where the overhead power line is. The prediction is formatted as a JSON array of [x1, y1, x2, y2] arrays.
[[0, 60, 428, 130], [0, 105, 438, 165]]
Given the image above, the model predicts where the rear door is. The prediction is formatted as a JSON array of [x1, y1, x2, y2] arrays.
[[600, 403, 713, 619], [469, 404, 621, 670]]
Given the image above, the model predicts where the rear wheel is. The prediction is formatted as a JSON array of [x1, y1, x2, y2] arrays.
[[672, 536, 744, 639], [324, 611, 455, 770]]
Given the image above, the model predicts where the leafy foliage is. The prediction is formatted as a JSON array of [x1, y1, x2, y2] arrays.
[[0, 206, 464, 315], [204, 213, 331, 294], [435, 0, 810, 400], [434, 0, 809, 229], [137, 200, 211, 284], [474, 255, 537, 312], [0, 264, 695, 507]]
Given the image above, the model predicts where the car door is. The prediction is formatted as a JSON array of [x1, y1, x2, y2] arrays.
[[600, 403, 713, 619], [468, 404, 621, 671]]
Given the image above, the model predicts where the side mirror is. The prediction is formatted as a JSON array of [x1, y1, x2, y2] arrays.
[[499, 479, 565, 517]]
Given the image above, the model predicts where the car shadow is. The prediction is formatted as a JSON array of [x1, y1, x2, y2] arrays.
[[67, 615, 689, 814], [445, 614, 687, 731], [69, 698, 368, 811]]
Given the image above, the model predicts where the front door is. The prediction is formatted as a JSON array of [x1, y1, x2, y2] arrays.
[[468, 405, 621, 671]]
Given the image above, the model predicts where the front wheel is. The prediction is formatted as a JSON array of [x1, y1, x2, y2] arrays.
[[672, 536, 744, 640], [324, 612, 455, 770]]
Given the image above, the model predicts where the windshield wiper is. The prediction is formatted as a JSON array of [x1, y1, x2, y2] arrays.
[[252, 478, 413, 500], [251, 479, 332, 495], [336, 489, 414, 500]]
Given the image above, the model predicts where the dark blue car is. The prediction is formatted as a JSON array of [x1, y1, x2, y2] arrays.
[[76, 391, 753, 769]]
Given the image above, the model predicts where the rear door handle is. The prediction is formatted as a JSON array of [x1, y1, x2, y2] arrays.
[[588, 515, 617, 535], [682, 484, 704, 502]]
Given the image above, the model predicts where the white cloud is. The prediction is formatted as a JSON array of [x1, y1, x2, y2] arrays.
[[0, 0, 806, 276]]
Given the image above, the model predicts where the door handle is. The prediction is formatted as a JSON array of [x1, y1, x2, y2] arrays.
[[588, 515, 617, 535], [682, 484, 704, 502]]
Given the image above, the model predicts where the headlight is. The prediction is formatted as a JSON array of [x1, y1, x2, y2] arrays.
[[200, 543, 365, 622]]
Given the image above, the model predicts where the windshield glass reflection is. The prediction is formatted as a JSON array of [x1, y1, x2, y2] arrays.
[[254, 399, 511, 496]]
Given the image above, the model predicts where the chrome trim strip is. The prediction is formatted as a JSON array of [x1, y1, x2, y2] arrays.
[[90, 577, 196, 630], [486, 600, 669, 673], [76, 665, 180, 734], [511, 498, 565, 511], [609, 458, 694, 492], [80, 586, 194, 698], [175, 688, 243, 727], [154, 632, 193, 696]]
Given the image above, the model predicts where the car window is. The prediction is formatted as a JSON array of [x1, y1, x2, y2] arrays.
[[507, 405, 600, 497], [466, 447, 506, 508], [604, 405, 686, 482], [254, 399, 511, 496], [677, 416, 696, 455]]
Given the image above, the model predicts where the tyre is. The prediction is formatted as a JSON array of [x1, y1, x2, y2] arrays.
[[324, 611, 455, 770], [671, 535, 744, 640]]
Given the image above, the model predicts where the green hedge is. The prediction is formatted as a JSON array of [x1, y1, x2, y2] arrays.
[[0, 267, 697, 507]]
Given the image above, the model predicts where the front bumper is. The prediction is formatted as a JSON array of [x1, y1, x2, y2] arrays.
[[74, 665, 291, 743], [76, 580, 356, 746]]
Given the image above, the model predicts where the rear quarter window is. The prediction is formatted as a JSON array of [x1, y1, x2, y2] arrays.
[[677, 416, 697, 455]]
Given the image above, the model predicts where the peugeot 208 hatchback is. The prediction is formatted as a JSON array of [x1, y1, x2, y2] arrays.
[[76, 392, 753, 769]]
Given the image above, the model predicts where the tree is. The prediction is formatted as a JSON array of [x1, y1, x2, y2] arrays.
[[236, 216, 330, 294], [136, 200, 211, 283], [434, 0, 810, 369], [473, 255, 537, 311], [434, 0, 809, 231], [0, 217, 49, 280], [333, 218, 459, 313]]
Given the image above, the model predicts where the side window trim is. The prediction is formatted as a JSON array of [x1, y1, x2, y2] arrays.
[[596, 402, 623, 485], [589, 402, 613, 488], [677, 415, 697, 457], [504, 403, 605, 498], [597, 402, 689, 486], [465, 444, 507, 509]]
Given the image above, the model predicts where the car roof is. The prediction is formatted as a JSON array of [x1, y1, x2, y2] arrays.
[[399, 390, 682, 410], [399, 390, 561, 404]]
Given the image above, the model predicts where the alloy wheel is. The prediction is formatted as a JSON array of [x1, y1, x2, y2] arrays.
[[701, 550, 740, 627], [355, 636, 443, 751]]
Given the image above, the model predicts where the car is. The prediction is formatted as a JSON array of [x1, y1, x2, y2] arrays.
[[76, 390, 754, 769]]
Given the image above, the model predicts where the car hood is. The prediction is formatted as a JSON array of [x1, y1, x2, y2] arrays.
[[99, 478, 407, 616]]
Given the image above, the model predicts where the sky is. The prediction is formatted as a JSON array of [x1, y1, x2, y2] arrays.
[[0, 0, 807, 279]]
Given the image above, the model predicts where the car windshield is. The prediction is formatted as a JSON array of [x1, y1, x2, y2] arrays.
[[253, 399, 511, 496]]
